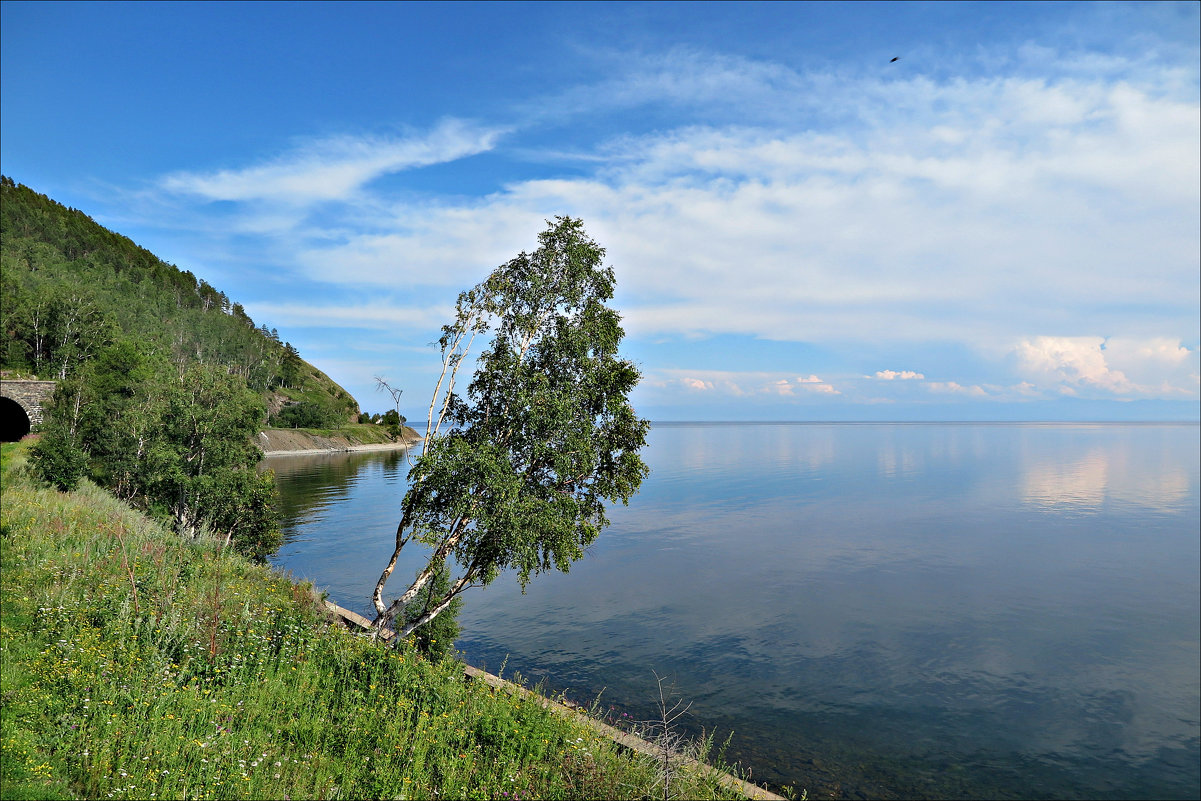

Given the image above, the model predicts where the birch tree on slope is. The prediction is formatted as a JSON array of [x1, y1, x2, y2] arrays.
[[371, 217, 650, 639]]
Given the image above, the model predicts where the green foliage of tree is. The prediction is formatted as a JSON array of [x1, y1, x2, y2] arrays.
[[278, 342, 304, 389], [28, 339, 280, 557], [372, 217, 650, 640], [73, 339, 165, 500], [29, 426, 87, 492], [380, 409, 406, 440], [143, 364, 280, 555], [0, 279, 116, 379], [269, 399, 344, 429]]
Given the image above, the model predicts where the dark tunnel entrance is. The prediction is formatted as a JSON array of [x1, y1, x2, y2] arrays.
[[1, 396, 32, 442]]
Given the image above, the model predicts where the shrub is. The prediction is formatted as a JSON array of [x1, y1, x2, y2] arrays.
[[29, 429, 86, 492], [270, 400, 335, 429]]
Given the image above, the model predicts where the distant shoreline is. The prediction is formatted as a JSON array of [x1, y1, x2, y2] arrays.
[[260, 440, 418, 458], [257, 426, 422, 458]]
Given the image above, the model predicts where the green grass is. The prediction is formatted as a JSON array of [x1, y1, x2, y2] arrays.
[[0, 439, 755, 800]]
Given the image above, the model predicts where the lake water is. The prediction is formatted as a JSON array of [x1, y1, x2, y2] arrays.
[[265, 423, 1201, 799]]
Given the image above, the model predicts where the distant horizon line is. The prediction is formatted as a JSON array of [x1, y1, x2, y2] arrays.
[[644, 419, 1201, 426]]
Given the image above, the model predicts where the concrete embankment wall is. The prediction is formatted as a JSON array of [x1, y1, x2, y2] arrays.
[[258, 428, 421, 456]]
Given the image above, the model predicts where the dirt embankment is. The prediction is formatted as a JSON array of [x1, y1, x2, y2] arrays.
[[258, 427, 421, 457]]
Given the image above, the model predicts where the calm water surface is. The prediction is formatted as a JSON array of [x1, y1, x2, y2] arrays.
[[266, 423, 1200, 799]]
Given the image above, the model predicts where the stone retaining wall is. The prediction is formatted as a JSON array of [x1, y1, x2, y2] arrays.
[[0, 379, 57, 427]]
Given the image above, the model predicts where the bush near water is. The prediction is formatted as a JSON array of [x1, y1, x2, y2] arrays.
[[0, 439, 754, 800]]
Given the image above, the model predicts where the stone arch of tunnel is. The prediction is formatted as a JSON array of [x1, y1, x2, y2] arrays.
[[1, 396, 32, 442]]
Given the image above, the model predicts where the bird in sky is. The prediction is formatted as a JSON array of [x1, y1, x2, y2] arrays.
[[890, 56, 900, 63]]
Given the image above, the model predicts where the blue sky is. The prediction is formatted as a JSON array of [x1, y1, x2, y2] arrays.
[[3, 1, 1198, 421]]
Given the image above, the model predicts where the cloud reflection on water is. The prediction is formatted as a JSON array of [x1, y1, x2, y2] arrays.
[[1021, 435, 1193, 514]]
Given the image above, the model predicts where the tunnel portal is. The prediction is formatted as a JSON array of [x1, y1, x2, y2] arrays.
[[0, 396, 32, 442]]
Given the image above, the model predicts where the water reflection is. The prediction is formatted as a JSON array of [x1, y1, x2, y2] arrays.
[[1020, 428, 1193, 514], [1023, 447, 1110, 511], [262, 449, 411, 530], [262, 448, 426, 612], [268, 423, 1201, 800]]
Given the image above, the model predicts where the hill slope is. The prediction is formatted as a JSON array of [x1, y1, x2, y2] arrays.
[[0, 176, 358, 425]]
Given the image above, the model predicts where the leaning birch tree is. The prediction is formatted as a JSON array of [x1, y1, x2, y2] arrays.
[[371, 216, 650, 640]]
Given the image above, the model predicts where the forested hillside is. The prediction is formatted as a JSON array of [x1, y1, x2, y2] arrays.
[[0, 177, 365, 556], [0, 176, 358, 425]]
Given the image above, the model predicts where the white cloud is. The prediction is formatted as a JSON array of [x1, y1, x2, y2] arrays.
[[160, 119, 503, 205], [143, 44, 1198, 412], [927, 381, 989, 397], [681, 377, 716, 392], [294, 201, 549, 287], [538, 47, 805, 124], [796, 375, 840, 394], [766, 375, 841, 396], [1096, 337, 1198, 396], [1015, 336, 1138, 395], [649, 369, 840, 400], [284, 69, 1196, 353], [1103, 337, 1194, 367], [1010, 336, 1198, 398]]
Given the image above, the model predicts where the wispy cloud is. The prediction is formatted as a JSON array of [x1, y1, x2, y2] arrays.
[[927, 381, 989, 398], [160, 119, 504, 205], [284, 63, 1197, 351], [138, 41, 1198, 410]]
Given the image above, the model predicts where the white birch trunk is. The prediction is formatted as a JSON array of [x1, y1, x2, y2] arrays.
[[395, 571, 475, 639], [371, 518, 410, 617], [372, 523, 468, 630]]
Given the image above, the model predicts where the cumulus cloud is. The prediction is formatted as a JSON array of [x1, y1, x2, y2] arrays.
[[1124, 338, 1192, 364], [681, 377, 716, 392], [767, 375, 840, 396], [1015, 336, 1138, 394], [796, 375, 840, 394], [1014, 336, 1199, 397], [875, 370, 925, 380]]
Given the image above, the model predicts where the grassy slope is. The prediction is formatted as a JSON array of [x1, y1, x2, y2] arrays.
[[0, 440, 750, 800]]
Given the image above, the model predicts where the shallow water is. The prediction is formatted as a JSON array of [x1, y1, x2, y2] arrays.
[[266, 423, 1200, 799]]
